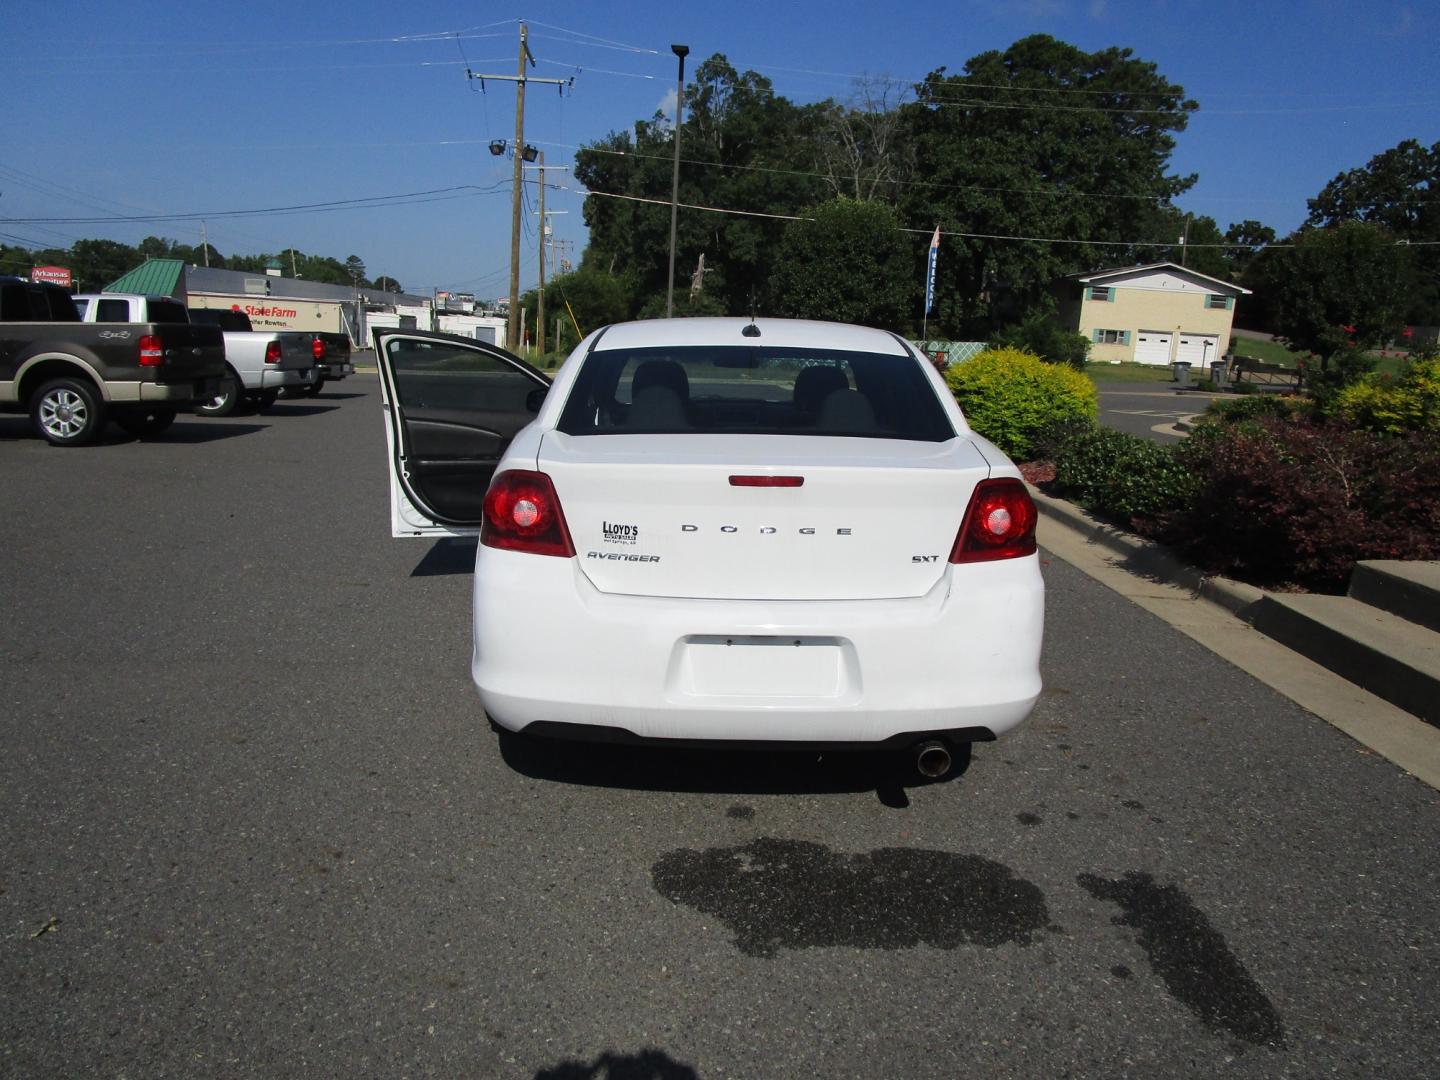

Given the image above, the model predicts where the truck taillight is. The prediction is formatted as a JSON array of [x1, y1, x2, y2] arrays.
[[481, 470, 575, 558], [138, 334, 164, 367], [950, 478, 1037, 563], [312, 337, 326, 361], [264, 341, 282, 364]]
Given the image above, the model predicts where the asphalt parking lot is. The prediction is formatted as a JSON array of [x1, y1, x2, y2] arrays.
[[3, 378, 1438, 1078]]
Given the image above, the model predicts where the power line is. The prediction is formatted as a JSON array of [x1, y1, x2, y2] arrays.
[[577, 188, 812, 221], [0, 183, 510, 225]]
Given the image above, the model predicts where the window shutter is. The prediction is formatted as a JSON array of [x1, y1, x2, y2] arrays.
[[1122, 330, 1131, 345], [1092, 329, 1103, 343], [1226, 296, 1234, 311], [1107, 287, 1116, 302]]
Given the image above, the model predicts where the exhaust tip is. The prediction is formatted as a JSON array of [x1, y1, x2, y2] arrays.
[[915, 740, 952, 779]]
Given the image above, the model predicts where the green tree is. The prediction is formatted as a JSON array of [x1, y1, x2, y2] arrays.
[[900, 35, 1197, 336], [990, 311, 1091, 368], [371, 275, 403, 293], [1306, 138, 1439, 324], [68, 238, 140, 291], [1249, 221, 1412, 387], [575, 54, 828, 320], [770, 198, 914, 327]]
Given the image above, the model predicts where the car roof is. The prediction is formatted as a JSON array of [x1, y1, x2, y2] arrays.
[[593, 317, 911, 355]]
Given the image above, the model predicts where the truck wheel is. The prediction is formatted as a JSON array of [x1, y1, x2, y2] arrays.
[[196, 369, 243, 417], [253, 390, 280, 412], [300, 377, 326, 397], [115, 407, 178, 438], [31, 377, 107, 446]]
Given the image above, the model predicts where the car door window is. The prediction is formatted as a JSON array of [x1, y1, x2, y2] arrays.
[[379, 332, 549, 526], [388, 339, 538, 414]]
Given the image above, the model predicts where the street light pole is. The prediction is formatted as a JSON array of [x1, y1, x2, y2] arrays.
[[665, 44, 689, 320]]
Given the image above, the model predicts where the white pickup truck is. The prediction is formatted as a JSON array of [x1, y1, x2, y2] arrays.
[[74, 294, 314, 415]]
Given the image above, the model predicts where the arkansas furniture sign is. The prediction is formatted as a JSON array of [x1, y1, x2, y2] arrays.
[[31, 266, 72, 287]]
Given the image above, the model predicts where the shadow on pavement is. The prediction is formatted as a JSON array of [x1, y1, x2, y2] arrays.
[[534, 1049, 699, 1080], [497, 728, 971, 808], [255, 404, 339, 418], [0, 419, 269, 445], [411, 538, 478, 576], [149, 422, 270, 444]]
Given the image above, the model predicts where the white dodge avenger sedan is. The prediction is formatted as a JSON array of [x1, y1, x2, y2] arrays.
[[375, 318, 1043, 776]]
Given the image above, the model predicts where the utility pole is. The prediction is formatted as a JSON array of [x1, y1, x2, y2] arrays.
[[525, 161, 568, 355], [467, 24, 571, 352], [536, 151, 546, 355], [665, 44, 690, 319], [200, 220, 210, 267]]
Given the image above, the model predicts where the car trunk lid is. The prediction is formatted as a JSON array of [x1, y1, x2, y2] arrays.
[[538, 432, 991, 601]]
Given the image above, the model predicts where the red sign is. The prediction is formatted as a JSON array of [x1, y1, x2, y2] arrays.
[[31, 265, 72, 287]]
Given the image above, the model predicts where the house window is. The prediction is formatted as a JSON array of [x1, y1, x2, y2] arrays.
[[1206, 294, 1233, 310], [1088, 285, 1115, 302], [1092, 329, 1130, 345]]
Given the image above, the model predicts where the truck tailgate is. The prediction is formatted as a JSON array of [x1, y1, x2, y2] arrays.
[[153, 324, 226, 381]]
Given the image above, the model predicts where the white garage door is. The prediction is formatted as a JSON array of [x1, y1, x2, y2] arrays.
[[1176, 334, 1220, 366], [1133, 331, 1172, 365]]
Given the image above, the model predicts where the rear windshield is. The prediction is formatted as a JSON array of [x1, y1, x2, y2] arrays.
[[557, 345, 955, 441], [148, 299, 189, 324], [189, 308, 251, 332]]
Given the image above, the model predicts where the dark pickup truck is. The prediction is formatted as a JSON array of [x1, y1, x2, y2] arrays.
[[0, 277, 225, 445]]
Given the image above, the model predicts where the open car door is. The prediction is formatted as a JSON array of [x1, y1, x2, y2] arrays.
[[374, 328, 551, 538]]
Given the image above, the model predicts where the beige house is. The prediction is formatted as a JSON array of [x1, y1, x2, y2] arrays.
[[1055, 263, 1251, 367]]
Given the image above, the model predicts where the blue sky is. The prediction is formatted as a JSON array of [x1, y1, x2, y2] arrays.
[[3, 1, 1436, 300]]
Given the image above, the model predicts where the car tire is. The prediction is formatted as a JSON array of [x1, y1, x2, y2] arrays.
[[196, 368, 243, 417], [30, 377, 107, 446], [114, 407, 177, 438], [253, 390, 280, 411], [301, 378, 326, 398]]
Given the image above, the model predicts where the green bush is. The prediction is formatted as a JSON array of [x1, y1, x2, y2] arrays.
[[1048, 425, 1198, 525], [1328, 355, 1440, 434], [990, 313, 1091, 369], [944, 346, 1097, 459], [1198, 393, 1314, 430]]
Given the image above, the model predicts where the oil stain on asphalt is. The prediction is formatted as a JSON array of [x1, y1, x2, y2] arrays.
[[652, 837, 1048, 958], [1077, 870, 1287, 1048]]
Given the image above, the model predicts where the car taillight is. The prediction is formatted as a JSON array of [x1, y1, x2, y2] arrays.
[[264, 341, 281, 364], [138, 334, 164, 367], [950, 478, 1037, 563], [481, 470, 575, 558], [312, 337, 326, 361]]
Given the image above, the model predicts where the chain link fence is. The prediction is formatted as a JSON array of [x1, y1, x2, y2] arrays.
[[911, 340, 988, 368]]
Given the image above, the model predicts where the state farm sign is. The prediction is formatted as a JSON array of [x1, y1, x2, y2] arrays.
[[31, 266, 72, 287], [187, 293, 343, 333]]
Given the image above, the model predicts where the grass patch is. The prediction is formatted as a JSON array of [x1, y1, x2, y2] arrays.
[[1230, 337, 1302, 367], [1083, 362, 1177, 384]]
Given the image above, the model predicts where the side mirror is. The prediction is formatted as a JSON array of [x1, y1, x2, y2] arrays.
[[525, 387, 548, 413]]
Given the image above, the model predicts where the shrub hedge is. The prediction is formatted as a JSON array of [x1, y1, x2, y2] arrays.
[[1328, 355, 1440, 435], [945, 347, 1097, 460], [1038, 410, 1440, 593], [1168, 418, 1440, 592], [1047, 425, 1198, 527]]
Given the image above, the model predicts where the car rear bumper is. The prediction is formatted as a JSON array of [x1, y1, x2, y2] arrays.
[[317, 361, 353, 379], [141, 377, 221, 402], [471, 549, 1044, 744], [261, 367, 311, 389]]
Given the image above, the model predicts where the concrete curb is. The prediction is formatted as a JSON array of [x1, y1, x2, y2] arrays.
[[1028, 487, 1265, 616]]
